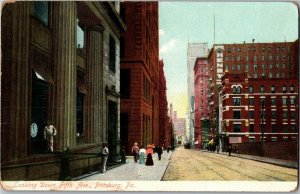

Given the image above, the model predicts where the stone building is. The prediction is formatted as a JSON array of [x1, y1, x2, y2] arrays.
[[119, 2, 159, 153], [1, 1, 125, 180], [186, 42, 208, 148]]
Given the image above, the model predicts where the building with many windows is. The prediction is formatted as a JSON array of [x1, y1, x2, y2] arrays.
[[194, 57, 210, 149], [119, 2, 159, 153], [222, 73, 298, 145], [208, 40, 299, 149], [1, 1, 125, 180]]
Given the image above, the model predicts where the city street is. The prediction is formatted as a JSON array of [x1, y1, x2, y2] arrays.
[[162, 146, 298, 181]]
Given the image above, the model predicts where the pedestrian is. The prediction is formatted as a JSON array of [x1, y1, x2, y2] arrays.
[[228, 144, 232, 156], [101, 143, 109, 173], [44, 120, 57, 152], [131, 142, 139, 163], [157, 145, 163, 160], [145, 153, 154, 166], [146, 144, 154, 156], [139, 145, 146, 164]]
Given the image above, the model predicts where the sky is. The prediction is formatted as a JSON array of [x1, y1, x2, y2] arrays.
[[159, 1, 298, 118]]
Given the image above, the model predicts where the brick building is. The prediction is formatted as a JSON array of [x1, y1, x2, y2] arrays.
[[194, 57, 210, 149], [222, 73, 298, 146], [208, 40, 299, 150], [119, 2, 159, 153], [158, 60, 170, 147], [1, 1, 125, 180]]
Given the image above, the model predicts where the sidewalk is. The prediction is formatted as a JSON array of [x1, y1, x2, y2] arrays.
[[202, 150, 298, 169], [77, 150, 173, 181]]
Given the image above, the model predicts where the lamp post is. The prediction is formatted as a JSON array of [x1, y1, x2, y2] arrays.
[[261, 99, 265, 156]]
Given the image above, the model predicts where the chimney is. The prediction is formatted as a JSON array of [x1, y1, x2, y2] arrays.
[[243, 41, 245, 44], [252, 39, 255, 43]]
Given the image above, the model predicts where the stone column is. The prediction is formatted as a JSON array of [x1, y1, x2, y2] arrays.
[[8, 1, 30, 160], [52, 2, 77, 150], [86, 26, 104, 143]]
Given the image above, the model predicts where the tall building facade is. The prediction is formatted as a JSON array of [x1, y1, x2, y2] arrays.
[[194, 57, 210, 149], [187, 42, 208, 148], [1, 1, 125, 180], [208, 40, 299, 149], [158, 60, 170, 147], [119, 2, 159, 153]]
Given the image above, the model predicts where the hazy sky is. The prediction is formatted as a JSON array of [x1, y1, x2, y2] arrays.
[[159, 1, 298, 118]]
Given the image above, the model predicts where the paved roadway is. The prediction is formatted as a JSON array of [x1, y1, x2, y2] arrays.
[[162, 146, 298, 181]]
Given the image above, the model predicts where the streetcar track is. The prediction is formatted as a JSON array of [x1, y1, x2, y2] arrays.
[[197, 151, 297, 181], [200, 151, 298, 177]]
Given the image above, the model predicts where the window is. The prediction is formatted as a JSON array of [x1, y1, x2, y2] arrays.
[[276, 72, 280, 78], [282, 85, 287, 93], [261, 55, 265, 61], [269, 64, 273, 69], [254, 73, 258, 78], [249, 124, 254, 132], [260, 85, 264, 93], [248, 47, 251, 52], [269, 55, 273, 60], [283, 111, 288, 119], [238, 48, 241, 52], [32, 1, 49, 26], [271, 124, 276, 133], [290, 85, 294, 93], [261, 73, 265, 78], [249, 85, 254, 93], [269, 73, 273, 78], [282, 98, 287, 106], [76, 89, 85, 137], [252, 47, 256, 51], [232, 56, 235, 61], [249, 98, 254, 106], [271, 85, 275, 93], [249, 111, 254, 119], [290, 98, 295, 106], [291, 111, 295, 119], [237, 56, 240, 61], [234, 124, 241, 132], [262, 64, 265, 70], [254, 56, 257, 61], [237, 64, 241, 70], [225, 65, 229, 71], [228, 48, 231, 53], [262, 47, 265, 52], [232, 86, 237, 94], [109, 35, 116, 73], [271, 111, 276, 119], [245, 64, 249, 71], [291, 125, 296, 131], [236, 86, 241, 94], [233, 98, 241, 106], [77, 20, 85, 49], [233, 111, 240, 119], [225, 56, 229, 61], [246, 56, 249, 61], [254, 64, 258, 70], [271, 98, 276, 106], [120, 69, 131, 98]]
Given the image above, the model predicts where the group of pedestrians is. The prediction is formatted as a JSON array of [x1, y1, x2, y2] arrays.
[[131, 142, 163, 166]]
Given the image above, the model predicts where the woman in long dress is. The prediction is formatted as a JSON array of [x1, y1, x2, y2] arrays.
[[139, 145, 146, 164], [145, 144, 154, 166]]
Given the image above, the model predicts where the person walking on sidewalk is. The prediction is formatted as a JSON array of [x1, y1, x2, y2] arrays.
[[139, 145, 146, 164], [101, 143, 109, 173], [132, 142, 139, 163], [157, 145, 163, 160]]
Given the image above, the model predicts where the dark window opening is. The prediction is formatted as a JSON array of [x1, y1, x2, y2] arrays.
[[109, 35, 116, 73], [30, 72, 49, 154], [120, 69, 131, 98], [234, 124, 241, 132]]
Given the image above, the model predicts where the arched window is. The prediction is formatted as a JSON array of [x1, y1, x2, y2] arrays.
[[232, 86, 237, 94], [249, 85, 254, 93], [236, 86, 241, 94]]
